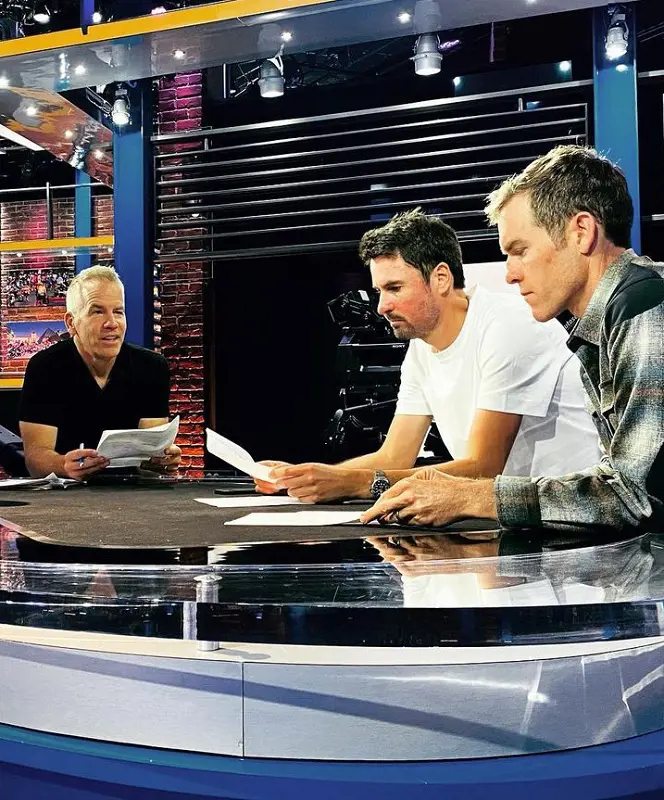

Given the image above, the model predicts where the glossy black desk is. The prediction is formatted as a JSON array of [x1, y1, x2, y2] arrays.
[[0, 482, 663, 800]]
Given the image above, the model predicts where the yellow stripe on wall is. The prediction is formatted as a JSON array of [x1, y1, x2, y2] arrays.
[[0, 236, 114, 252], [0, 0, 337, 57]]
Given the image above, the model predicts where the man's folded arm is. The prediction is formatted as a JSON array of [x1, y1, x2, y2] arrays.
[[496, 313, 664, 531], [429, 408, 522, 479], [20, 421, 66, 477], [262, 414, 432, 502], [331, 414, 433, 498], [340, 413, 432, 471]]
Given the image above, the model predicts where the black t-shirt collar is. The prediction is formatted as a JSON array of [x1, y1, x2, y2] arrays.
[[67, 336, 130, 391]]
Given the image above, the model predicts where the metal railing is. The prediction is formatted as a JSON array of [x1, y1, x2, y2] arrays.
[[153, 79, 592, 262]]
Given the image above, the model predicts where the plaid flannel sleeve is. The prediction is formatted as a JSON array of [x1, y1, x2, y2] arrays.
[[494, 305, 664, 530]]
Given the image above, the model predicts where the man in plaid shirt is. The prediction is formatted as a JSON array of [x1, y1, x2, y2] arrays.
[[362, 145, 664, 532]]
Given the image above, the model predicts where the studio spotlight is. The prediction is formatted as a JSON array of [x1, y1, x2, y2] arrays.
[[413, 33, 441, 76], [112, 89, 130, 127], [32, 2, 51, 24], [259, 58, 284, 98], [605, 6, 628, 61]]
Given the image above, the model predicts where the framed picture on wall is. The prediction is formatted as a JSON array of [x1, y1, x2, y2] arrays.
[[3, 320, 69, 374]]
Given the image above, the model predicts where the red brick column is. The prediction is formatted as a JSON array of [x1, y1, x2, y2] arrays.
[[93, 195, 114, 237], [155, 72, 206, 475]]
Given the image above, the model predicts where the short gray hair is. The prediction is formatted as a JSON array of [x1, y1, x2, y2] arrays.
[[485, 144, 633, 248], [66, 266, 124, 316]]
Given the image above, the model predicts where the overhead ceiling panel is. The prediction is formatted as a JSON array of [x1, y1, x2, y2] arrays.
[[0, 0, 634, 93], [0, 86, 112, 185]]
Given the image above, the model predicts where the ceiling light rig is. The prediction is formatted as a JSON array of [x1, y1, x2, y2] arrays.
[[31, 2, 50, 24], [259, 56, 284, 98], [111, 87, 130, 127], [413, 33, 442, 76], [605, 5, 629, 61]]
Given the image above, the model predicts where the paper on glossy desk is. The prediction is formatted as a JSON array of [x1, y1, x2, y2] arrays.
[[195, 495, 302, 509], [225, 510, 362, 526]]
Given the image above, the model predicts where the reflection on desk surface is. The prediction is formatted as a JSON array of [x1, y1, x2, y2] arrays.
[[0, 507, 661, 609]]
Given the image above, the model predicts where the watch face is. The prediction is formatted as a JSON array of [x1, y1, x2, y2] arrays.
[[371, 477, 390, 499]]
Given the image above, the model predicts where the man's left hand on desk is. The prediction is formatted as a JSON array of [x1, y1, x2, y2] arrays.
[[140, 444, 182, 474], [360, 469, 497, 527]]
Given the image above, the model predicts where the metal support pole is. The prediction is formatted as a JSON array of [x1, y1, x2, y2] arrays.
[[113, 79, 154, 347], [195, 575, 220, 652], [593, 4, 641, 252], [80, 0, 95, 34], [75, 170, 93, 273]]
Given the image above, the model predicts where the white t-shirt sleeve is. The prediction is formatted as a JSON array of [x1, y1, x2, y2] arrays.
[[395, 342, 432, 416], [476, 310, 568, 418]]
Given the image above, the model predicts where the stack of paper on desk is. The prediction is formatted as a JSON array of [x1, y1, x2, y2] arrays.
[[96, 416, 180, 467], [225, 511, 362, 526], [205, 428, 276, 482], [0, 473, 78, 490], [196, 496, 302, 509]]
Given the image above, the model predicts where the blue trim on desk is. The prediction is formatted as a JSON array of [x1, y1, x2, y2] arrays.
[[1, 723, 664, 799]]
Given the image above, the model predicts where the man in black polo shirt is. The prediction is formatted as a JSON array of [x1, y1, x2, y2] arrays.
[[19, 266, 181, 480]]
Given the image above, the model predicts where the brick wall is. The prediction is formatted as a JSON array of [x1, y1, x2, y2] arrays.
[[155, 72, 206, 475], [93, 195, 114, 237]]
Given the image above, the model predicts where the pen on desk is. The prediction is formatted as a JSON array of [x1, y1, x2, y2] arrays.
[[79, 442, 85, 468]]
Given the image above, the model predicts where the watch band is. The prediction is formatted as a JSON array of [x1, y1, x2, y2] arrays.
[[370, 469, 390, 500]]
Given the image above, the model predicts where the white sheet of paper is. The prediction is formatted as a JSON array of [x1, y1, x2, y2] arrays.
[[195, 496, 303, 509], [96, 416, 179, 465], [0, 474, 79, 490], [225, 511, 362, 526], [0, 477, 51, 489], [205, 428, 275, 482]]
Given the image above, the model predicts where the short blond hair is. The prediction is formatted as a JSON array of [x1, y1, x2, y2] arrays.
[[485, 145, 633, 248], [66, 266, 124, 316]]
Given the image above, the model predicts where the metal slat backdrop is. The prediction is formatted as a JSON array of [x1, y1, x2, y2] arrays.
[[153, 79, 592, 262]]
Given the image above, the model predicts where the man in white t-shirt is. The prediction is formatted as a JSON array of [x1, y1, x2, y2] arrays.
[[257, 208, 600, 503]]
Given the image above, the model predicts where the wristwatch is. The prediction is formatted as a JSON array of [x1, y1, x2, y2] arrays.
[[370, 470, 390, 500]]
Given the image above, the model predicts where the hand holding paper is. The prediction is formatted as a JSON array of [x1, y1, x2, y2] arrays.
[[96, 416, 180, 467], [206, 429, 276, 483]]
